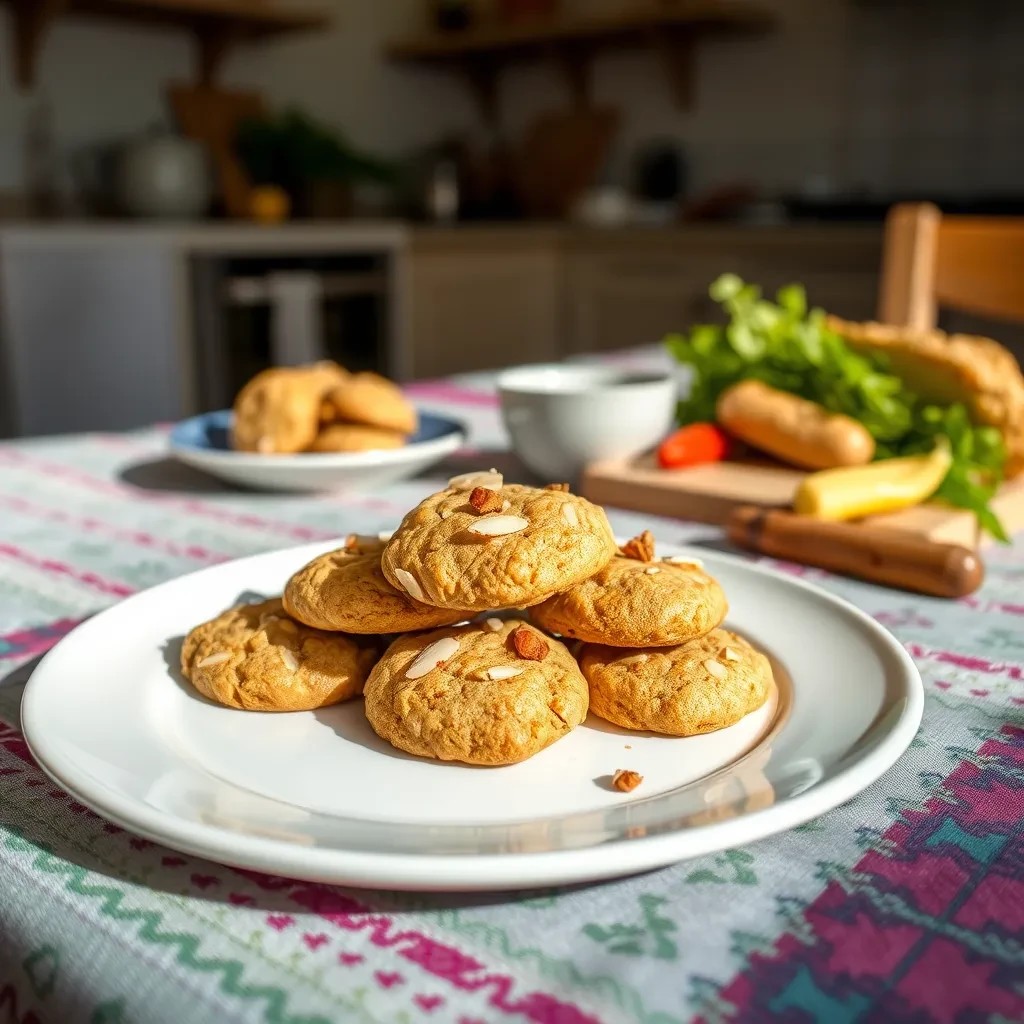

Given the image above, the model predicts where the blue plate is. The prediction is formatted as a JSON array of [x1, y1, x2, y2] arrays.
[[168, 410, 467, 493], [170, 410, 464, 453]]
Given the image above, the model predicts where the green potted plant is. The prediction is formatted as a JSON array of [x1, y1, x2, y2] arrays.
[[235, 110, 396, 218]]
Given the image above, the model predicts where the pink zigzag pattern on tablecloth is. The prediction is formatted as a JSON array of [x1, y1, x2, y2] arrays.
[[234, 874, 602, 1024], [905, 643, 1024, 680], [0, 619, 84, 662], [706, 725, 1024, 1023]]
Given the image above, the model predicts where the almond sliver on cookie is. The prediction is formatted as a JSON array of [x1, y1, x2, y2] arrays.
[[487, 665, 523, 680], [393, 567, 426, 602], [467, 515, 529, 537], [406, 637, 460, 679], [197, 652, 230, 669], [561, 503, 579, 527]]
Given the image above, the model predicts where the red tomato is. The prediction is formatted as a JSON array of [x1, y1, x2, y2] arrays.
[[657, 423, 732, 469]]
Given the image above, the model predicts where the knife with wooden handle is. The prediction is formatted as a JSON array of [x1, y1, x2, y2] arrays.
[[727, 506, 985, 598]]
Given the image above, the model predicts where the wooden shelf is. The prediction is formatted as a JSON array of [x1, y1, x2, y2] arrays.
[[387, 1, 775, 119], [3, 0, 330, 89]]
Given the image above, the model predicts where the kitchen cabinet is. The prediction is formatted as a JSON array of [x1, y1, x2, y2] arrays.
[[407, 228, 564, 379], [564, 227, 882, 354]]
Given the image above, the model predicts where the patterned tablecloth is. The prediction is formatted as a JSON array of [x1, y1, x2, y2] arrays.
[[2, 350, 1023, 1024]]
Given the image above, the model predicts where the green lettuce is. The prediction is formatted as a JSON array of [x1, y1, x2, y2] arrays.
[[665, 274, 1008, 541]]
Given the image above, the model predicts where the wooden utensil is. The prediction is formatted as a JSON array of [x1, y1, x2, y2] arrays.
[[168, 84, 267, 218], [515, 106, 619, 219], [726, 506, 984, 598], [582, 453, 1024, 549]]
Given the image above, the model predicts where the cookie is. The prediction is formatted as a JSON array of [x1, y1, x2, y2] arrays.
[[380, 477, 618, 611], [307, 424, 406, 453], [580, 628, 772, 736], [181, 598, 377, 711], [363, 619, 588, 764], [323, 373, 418, 436], [283, 536, 467, 634], [531, 540, 727, 647], [233, 362, 347, 454]]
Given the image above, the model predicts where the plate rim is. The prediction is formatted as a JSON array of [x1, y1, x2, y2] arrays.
[[169, 409, 467, 468], [21, 541, 924, 891]]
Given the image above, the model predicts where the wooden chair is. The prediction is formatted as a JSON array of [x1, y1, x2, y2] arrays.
[[878, 202, 1024, 330]]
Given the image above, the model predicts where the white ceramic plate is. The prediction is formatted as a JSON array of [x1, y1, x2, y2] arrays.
[[169, 410, 466, 493], [22, 540, 922, 892]]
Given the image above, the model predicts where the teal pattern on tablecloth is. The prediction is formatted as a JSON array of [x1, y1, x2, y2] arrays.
[[2, 353, 1023, 1024]]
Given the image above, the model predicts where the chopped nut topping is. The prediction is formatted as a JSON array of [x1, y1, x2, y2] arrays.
[[280, 648, 300, 672], [485, 617, 504, 631], [612, 769, 643, 793], [620, 530, 655, 562], [704, 658, 728, 680], [512, 625, 549, 661], [561, 502, 579, 526], [469, 486, 505, 514], [644, 567, 661, 575], [722, 646, 742, 662], [544, 482, 570, 492]]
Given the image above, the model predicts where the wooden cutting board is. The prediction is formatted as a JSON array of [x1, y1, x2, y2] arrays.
[[581, 454, 1024, 549]]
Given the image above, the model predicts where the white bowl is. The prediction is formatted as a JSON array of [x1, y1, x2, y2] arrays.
[[169, 409, 465, 493], [498, 364, 677, 479]]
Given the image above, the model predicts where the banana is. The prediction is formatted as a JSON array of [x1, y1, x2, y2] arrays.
[[793, 441, 953, 521]]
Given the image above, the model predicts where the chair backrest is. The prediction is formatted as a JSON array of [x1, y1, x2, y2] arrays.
[[878, 202, 1024, 330]]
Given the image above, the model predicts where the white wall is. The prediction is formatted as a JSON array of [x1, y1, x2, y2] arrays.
[[1, 0, 1022, 204]]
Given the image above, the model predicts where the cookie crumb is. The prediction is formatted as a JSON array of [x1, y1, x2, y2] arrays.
[[512, 625, 549, 661], [544, 482, 570, 492], [612, 769, 643, 793], [469, 486, 505, 514], [621, 530, 655, 562], [624, 744, 632, 749]]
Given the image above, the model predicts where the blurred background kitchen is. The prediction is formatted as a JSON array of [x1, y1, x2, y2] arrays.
[[1, 0, 1022, 438]]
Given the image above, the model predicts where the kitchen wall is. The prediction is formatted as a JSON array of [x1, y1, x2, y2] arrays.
[[0, 0, 1022, 205]]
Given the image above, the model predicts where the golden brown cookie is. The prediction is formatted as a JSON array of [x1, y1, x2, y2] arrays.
[[283, 537, 467, 634], [233, 362, 347, 454], [364, 619, 588, 764], [307, 424, 407, 453], [531, 551, 727, 647], [827, 315, 1024, 477], [180, 598, 377, 711], [380, 478, 618, 611], [580, 628, 772, 736], [323, 373, 418, 436]]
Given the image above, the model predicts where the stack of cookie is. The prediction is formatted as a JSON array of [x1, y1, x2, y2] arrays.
[[180, 471, 773, 770], [231, 362, 418, 455]]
